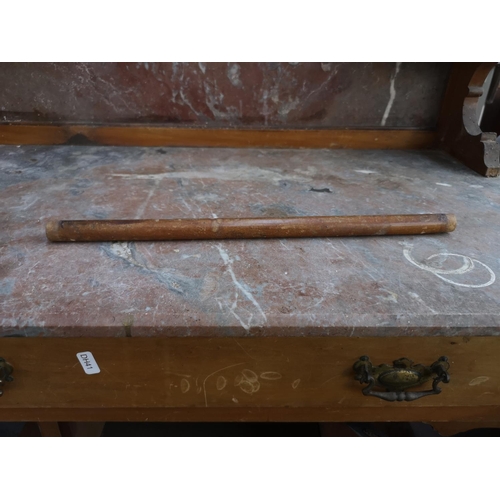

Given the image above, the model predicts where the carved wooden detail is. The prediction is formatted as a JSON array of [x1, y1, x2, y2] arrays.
[[439, 62, 500, 177]]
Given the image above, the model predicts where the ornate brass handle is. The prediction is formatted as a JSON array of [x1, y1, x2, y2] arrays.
[[0, 358, 14, 396], [353, 356, 450, 402]]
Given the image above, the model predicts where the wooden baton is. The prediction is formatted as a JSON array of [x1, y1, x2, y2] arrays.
[[45, 214, 456, 242]]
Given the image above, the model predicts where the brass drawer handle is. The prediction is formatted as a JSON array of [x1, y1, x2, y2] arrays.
[[0, 358, 14, 396], [353, 356, 450, 402]]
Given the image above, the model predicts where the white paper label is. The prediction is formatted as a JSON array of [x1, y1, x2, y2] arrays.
[[76, 351, 100, 375]]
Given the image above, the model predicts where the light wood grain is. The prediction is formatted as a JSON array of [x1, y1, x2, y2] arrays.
[[0, 125, 437, 149], [45, 214, 456, 242], [0, 336, 498, 422]]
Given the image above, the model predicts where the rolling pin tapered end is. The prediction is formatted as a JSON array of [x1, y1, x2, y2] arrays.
[[445, 213, 457, 232], [45, 220, 64, 242]]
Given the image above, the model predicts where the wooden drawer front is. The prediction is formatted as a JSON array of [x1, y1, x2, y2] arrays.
[[0, 337, 499, 422]]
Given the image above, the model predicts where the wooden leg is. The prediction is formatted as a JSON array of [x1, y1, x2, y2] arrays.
[[38, 422, 61, 437]]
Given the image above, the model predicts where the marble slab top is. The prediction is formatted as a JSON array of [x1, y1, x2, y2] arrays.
[[1, 145, 500, 337]]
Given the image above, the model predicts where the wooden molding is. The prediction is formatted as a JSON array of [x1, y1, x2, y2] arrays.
[[438, 62, 500, 177], [0, 124, 437, 149]]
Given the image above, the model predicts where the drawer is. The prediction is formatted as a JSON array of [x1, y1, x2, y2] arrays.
[[0, 336, 499, 422]]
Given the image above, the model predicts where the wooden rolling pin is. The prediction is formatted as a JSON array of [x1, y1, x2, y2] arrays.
[[45, 214, 456, 242]]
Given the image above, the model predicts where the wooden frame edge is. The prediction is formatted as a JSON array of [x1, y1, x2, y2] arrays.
[[0, 124, 437, 149]]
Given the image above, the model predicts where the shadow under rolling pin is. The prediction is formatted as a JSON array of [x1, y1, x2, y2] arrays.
[[45, 214, 456, 242]]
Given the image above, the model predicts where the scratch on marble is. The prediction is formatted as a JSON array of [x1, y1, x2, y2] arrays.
[[279, 240, 291, 251], [136, 179, 159, 218], [215, 244, 267, 323], [179, 197, 200, 217], [408, 292, 437, 314], [203, 80, 241, 121], [179, 90, 202, 118], [381, 62, 401, 126], [403, 248, 496, 288], [325, 240, 345, 260], [227, 63, 242, 88], [278, 97, 300, 117], [110, 165, 313, 185], [224, 295, 253, 332], [104, 242, 202, 297]]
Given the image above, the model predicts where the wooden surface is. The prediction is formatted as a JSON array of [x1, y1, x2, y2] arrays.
[[0, 63, 450, 129], [2, 146, 500, 338], [0, 125, 437, 149], [0, 336, 499, 422], [45, 214, 456, 242]]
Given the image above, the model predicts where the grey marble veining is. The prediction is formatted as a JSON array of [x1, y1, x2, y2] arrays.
[[1, 145, 499, 337]]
